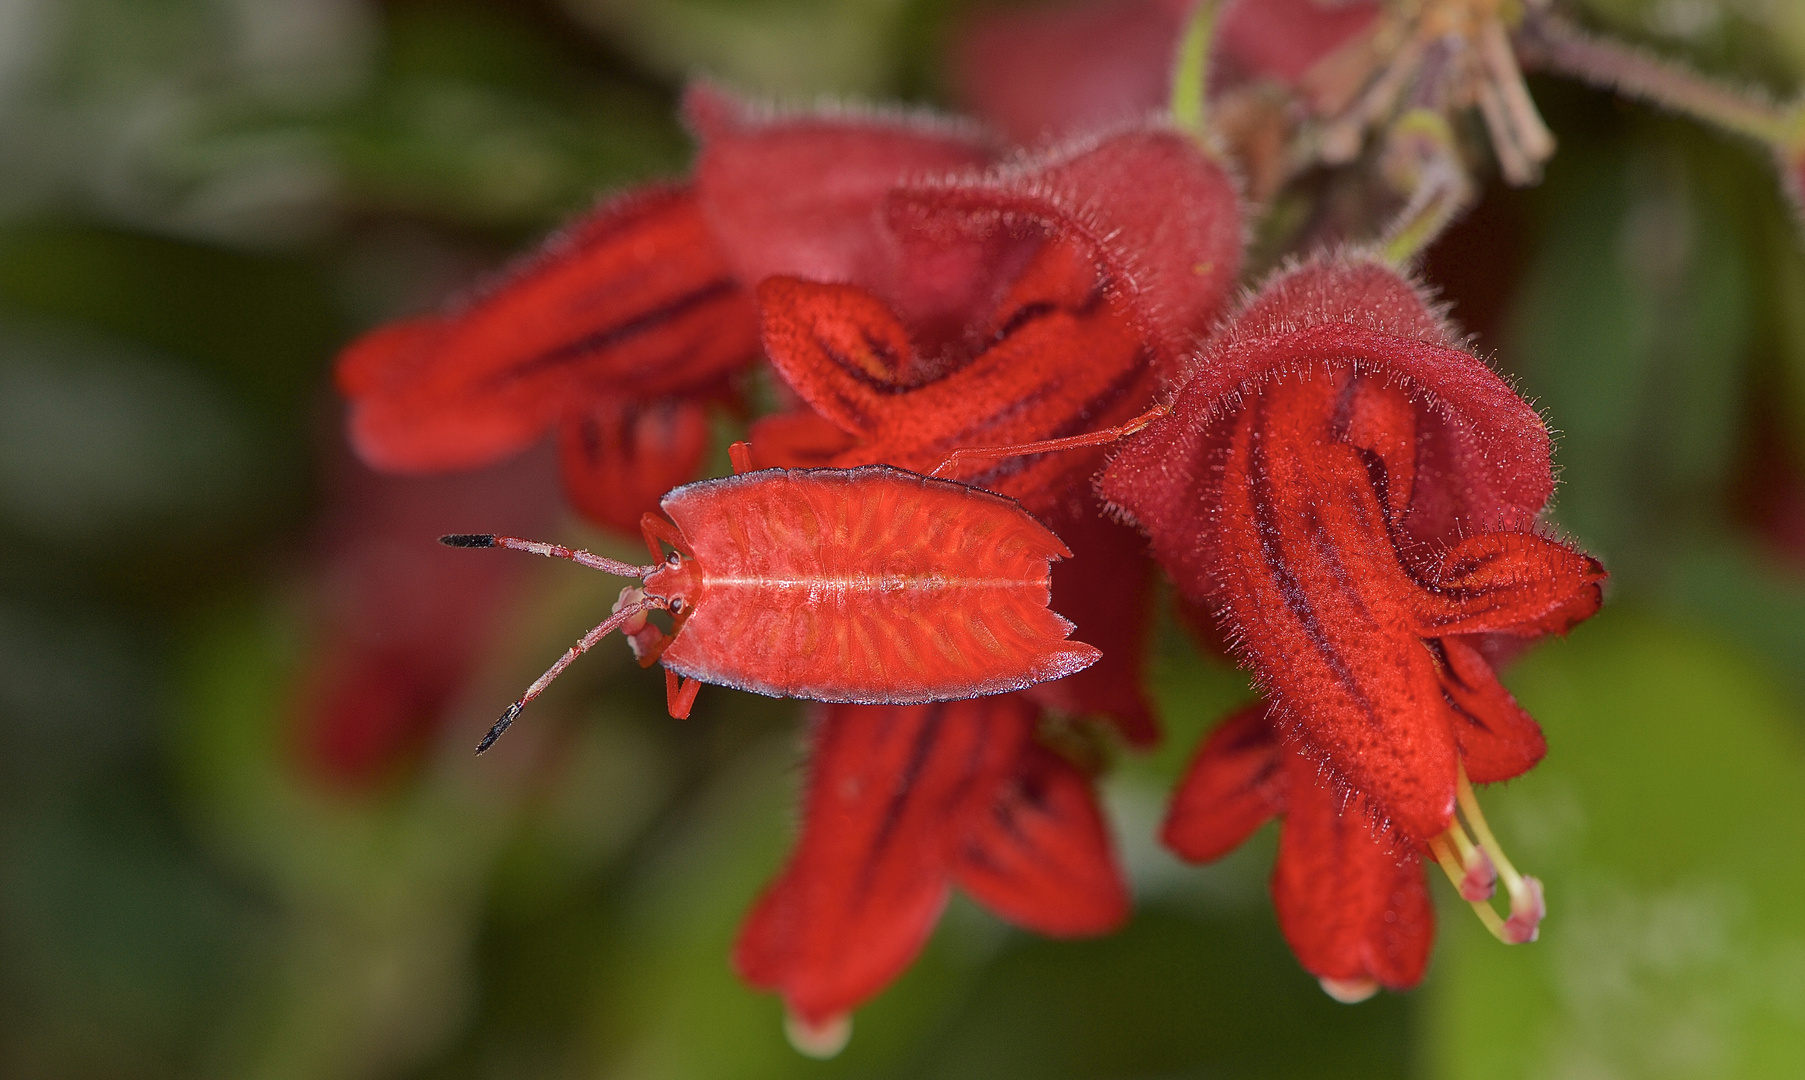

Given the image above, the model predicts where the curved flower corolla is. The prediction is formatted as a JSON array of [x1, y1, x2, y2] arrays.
[[753, 124, 1242, 507], [336, 85, 997, 534], [750, 124, 1239, 740], [1103, 253, 1605, 849], [734, 694, 1127, 1050], [1164, 702, 1434, 1001]]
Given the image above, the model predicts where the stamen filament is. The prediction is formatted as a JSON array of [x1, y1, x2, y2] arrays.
[[1454, 762, 1546, 943]]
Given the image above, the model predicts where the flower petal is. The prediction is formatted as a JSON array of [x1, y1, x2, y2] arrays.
[[1162, 703, 1287, 863], [1203, 374, 1461, 840], [1433, 636, 1547, 784], [754, 277, 922, 438], [948, 711, 1129, 936], [1271, 750, 1435, 991], [688, 83, 996, 298], [1104, 253, 1555, 559], [1417, 531, 1607, 638], [889, 127, 1242, 383], [949, 0, 1186, 146], [732, 700, 1024, 1023], [1024, 504, 1161, 746], [557, 398, 713, 536], [747, 408, 861, 469], [339, 184, 757, 472], [758, 248, 1156, 513]]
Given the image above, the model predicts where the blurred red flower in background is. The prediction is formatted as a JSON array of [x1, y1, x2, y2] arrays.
[[295, 447, 560, 788]]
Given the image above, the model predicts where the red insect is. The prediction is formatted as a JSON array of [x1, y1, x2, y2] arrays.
[[448, 443, 1112, 752]]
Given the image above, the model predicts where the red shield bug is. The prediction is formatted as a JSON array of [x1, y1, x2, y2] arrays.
[[446, 443, 1104, 753]]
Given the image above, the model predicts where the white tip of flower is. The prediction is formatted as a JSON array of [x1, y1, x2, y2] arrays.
[[1318, 976, 1381, 1004], [785, 1010, 852, 1059]]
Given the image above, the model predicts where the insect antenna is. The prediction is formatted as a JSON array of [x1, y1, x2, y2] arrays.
[[475, 594, 669, 754], [440, 533, 659, 579], [928, 402, 1172, 477]]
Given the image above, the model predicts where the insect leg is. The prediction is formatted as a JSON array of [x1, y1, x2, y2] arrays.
[[475, 595, 668, 754], [728, 440, 756, 474], [440, 534, 656, 579], [639, 512, 693, 562], [664, 669, 703, 719], [928, 401, 1172, 477]]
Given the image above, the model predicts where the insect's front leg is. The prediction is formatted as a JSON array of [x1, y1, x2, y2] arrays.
[[613, 587, 672, 668], [639, 512, 691, 563], [728, 440, 755, 474], [664, 669, 702, 719]]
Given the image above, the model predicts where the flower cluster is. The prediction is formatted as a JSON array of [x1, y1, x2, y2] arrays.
[[331, 0, 1805, 1053]]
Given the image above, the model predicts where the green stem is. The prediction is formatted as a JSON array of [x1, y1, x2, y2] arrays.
[[1170, 1, 1220, 137], [1378, 110, 1475, 266]]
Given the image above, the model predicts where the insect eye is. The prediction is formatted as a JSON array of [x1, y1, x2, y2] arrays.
[[669, 597, 685, 614], [667, 552, 681, 567]]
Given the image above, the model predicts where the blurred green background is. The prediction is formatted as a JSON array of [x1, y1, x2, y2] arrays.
[[2, 1, 1803, 1078]]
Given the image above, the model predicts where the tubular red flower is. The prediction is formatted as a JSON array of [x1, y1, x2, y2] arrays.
[[338, 185, 757, 476], [750, 125, 1236, 736], [754, 126, 1241, 512], [1105, 253, 1604, 842], [336, 84, 999, 534], [1164, 703, 1434, 996], [733, 695, 1127, 1031]]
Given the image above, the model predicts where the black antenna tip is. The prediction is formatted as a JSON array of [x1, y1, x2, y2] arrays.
[[441, 533, 496, 548], [475, 702, 523, 755]]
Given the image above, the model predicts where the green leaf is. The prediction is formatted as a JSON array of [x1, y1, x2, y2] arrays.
[[1425, 611, 1805, 1079]]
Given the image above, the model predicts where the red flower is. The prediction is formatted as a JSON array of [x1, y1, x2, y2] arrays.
[[336, 85, 996, 534], [733, 694, 1127, 1046], [1164, 702, 1433, 1000], [750, 124, 1238, 738], [295, 446, 559, 788], [753, 124, 1241, 507], [1103, 254, 1605, 844], [950, 0, 1379, 145]]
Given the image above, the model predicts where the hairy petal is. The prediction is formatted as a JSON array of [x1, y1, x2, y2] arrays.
[[950, 0, 1187, 145], [688, 83, 996, 300], [1271, 751, 1435, 991], [1208, 374, 1461, 840], [1162, 703, 1287, 863], [1025, 503, 1161, 745], [557, 398, 713, 535], [339, 185, 756, 472], [1104, 253, 1555, 564], [950, 738, 1129, 936], [733, 701, 1025, 1024], [758, 248, 1156, 514], [1433, 636, 1547, 784], [890, 127, 1242, 384], [1417, 530, 1606, 638]]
